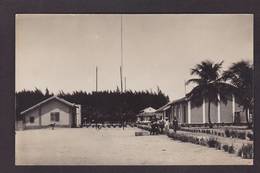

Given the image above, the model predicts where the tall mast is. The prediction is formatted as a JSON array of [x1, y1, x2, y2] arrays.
[[96, 66, 98, 92], [120, 15, 124, 93], [124, 77, 126, 92]]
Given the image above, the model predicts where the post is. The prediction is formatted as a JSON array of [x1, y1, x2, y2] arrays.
[[39, 107, 42, 127], [188, 100, 191, 124], [184, 80, 186, 95], [96, 66, 98, 92], [124, 77, 126, 92], [120, 66, 123, 93], [232, 94, 235, 122], [203, 98, 206, 123], [217, 93, 221, 123]]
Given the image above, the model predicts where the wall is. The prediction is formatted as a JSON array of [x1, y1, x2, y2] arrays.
[[220, 99, 233, 123], [24, 108, 40, 127], [41, 99, 71, 126], [204, 100, 218, 123], [190, 102, 203, 123], [235, 102, 247, 123]]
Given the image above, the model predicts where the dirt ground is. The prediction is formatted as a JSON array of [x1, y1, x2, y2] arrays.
[[15, 127, 253, 165]]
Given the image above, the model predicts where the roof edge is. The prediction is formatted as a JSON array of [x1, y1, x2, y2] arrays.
[[20, 96, 76, 115]]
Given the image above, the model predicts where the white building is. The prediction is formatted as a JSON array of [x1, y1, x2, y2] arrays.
[[20, 96, 81, 129], [136, 107, 157, 123]]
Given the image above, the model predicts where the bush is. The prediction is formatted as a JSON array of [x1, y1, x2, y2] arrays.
[[228, 145, 235, 154], [207, 138, 219, 148], [247, 133, 254, 141], [225, 129, 230, 137], [237, 132, 246, 140], [215, 142, 222, 150], [223, 144, 229, 152], [199, 138, 208, 146], [230, 130, 236, 138], [238, 144, 254, 159]]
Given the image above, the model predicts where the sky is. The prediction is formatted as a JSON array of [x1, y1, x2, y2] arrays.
[[16, 14, 253, 100]]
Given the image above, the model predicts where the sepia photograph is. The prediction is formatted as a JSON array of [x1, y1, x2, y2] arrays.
[[15, 14, 253, 165]]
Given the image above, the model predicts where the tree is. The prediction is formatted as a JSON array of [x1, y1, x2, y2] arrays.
[[186, 60, 231, 128], [222, 61, 253, 128]]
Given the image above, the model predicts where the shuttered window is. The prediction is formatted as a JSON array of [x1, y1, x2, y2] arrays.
[[29, 117, 34, 123], [50, 112, 60, 122]]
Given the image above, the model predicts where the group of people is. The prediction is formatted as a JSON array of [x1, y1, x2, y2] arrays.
[[150, 116, 179, 135]]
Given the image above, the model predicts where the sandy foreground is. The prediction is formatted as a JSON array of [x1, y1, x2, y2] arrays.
[[15, 127, 253, 165]]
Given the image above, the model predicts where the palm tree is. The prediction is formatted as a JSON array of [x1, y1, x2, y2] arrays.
[[222, 61, 253, 128], [186, 60, 231, 128]]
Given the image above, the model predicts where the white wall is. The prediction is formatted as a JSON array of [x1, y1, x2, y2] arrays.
[[40, 100, 71, 126], [24, 108, 40, 127]]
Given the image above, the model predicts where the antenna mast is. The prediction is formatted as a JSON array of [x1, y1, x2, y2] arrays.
[[120, 15, 124, 93], [96, 66, 98, 92]]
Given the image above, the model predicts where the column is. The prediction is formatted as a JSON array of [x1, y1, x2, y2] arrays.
[[188, 101, 191, 124], [202, 98, 206, 123], [232, 94, 235, 122], [39, 107, 42, 127], [217, 93, 221, 123]]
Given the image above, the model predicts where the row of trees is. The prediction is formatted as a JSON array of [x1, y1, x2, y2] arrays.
[[187, 60, 253, 128], [15, 87, 169, 123]]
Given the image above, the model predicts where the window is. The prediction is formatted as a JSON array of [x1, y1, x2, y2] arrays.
[[29, 117, 34, 123], [50, 112, 60, 122]]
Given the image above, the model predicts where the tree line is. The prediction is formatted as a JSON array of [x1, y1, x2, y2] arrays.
[[15, 87, 169, 123]]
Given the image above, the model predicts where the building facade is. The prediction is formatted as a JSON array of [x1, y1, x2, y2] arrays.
[[136, 107, 157, 123], [20, 96, 81, 129], [157, 95, 248, 124]]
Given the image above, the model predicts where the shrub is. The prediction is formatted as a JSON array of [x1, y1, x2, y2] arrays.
[[228, 145, 235, 154], [247, 133, 254, 141], [107, 124, 111, 128], [237, 132, 246, 140], [215, 142, 222, 150], [223, 144, 229, 152], [199, 138, 208, 146], [179, 135, 189, 142], [238, 144, 254, 159], [225, 129, 230, 137], [230, 130, 236, 138], [194, 137, 200, 145], [207, 138, 219, 148]]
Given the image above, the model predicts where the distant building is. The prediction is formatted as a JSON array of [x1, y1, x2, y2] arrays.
[[19, 96, 81, 130], [136, 107, 156, 123], [156, 95, 248, 124]]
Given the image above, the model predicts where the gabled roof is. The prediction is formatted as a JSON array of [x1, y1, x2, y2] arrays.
[[21, 96, 76, 115], [140, 107, 156, 113]]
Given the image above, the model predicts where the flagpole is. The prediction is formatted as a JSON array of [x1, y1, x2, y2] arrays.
[[184, 80, 186, 95]]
